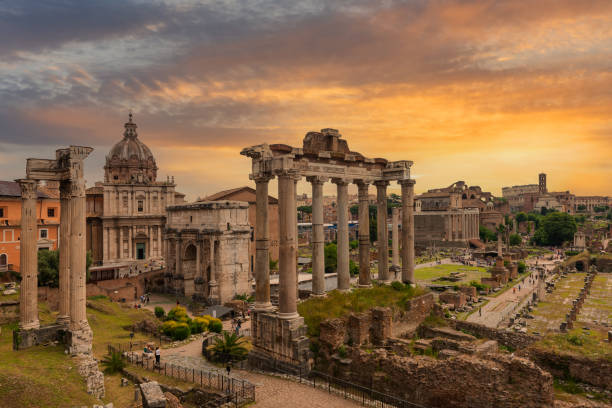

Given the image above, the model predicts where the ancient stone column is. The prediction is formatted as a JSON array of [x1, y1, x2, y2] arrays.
[[400, 179, 416, 284], [57, 181, 71, 326], [392, 207, 400, 268], [195, 240, 201, 280], [335, 179, 350, 291], [375, 181, 389, 283], [208, 238, 218, 299], [278, 171, 299, 318], [175, 239, 180, 275], [308, 176, 326, 296], [128, 227, 133, 259], [356, 182, 371, 287], [18, 179, 39, 331], [254, 175, 273, 309], [157, 226, 162, 258], [69, 176, 89, 332]]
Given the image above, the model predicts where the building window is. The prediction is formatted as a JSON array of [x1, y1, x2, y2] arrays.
[[0, 254, 7, 266], [3, 230, 13, 242], [138, 200, 144, 212], [47, 208, 56, 217], [0, 207, 4, 218], [40, 229, 48, 239], [114, 175, 119, 180], [190, 216, 193, 223]]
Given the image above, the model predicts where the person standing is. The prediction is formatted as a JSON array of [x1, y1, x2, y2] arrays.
[[155, 347, 161, 366]]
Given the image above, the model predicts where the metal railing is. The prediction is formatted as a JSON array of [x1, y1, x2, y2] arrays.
[[108, 344, 255, 407]]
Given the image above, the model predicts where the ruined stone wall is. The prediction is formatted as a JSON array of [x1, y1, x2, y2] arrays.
[[525, 348, 612, 390], [325, 348, 553, 408], [0, 300, 19, 324], [449, 320, 538, 350]]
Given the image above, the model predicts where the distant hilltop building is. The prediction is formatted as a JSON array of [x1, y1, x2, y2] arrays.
[[502, 173, 575, 214], [414, 181, 508, 247], [86, 114, 185, 266]]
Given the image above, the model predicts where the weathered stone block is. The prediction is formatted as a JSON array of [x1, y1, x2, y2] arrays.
[[347, 313, 370, 346], [320, 318, 346, 349], [439, 291, 466, 308], [370, 307, 392, 346], [140, 381, 167, 408]]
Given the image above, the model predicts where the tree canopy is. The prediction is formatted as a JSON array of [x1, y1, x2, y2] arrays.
[[532, 212, 577, 246]]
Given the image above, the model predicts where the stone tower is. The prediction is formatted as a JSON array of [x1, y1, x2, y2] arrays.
[[538, 173, 547, 194]]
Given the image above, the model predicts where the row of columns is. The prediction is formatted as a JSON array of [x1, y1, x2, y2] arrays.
[[103, 225, 163, 261], [445, 212, 479, 241], [19, 176, 89, 332], [253, 173, 415, 319]]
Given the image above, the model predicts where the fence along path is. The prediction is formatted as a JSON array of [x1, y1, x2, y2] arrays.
[[108, 344, 255, 406]]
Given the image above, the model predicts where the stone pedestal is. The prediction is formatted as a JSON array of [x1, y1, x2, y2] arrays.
[[249, 310, 311, 374]]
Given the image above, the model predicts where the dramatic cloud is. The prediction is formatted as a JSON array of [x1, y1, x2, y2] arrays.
[[1, 0, 611, 199]]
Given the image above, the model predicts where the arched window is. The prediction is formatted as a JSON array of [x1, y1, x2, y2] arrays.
[[184, 244, 197, 261], [462, 194, 467, 199], [0, 254, 6, 266]]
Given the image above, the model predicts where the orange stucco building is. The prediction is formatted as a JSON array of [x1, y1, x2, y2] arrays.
[[0, 181, 60, 274]]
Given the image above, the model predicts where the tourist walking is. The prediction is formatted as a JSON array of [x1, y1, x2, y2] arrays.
[[226, 364, 231, 377], [155, 347, 161, 366]]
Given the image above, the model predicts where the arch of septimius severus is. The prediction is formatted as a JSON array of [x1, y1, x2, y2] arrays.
[[241, 128, 415, 371], [13, 145, 105, 398]]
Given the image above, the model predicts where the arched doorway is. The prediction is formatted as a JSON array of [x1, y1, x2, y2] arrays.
[[0, 254, 6, 267]]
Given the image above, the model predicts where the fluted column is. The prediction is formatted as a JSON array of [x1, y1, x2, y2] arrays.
[[208, 238, 218, 300], [278, 171, 299, 318], [308, 176, 326, 296], [400, 179, 415, 284], [334, 179, 350, 291], [357, 181, 371, 287], [254, 175, 273, 310], [57, 181, 71, 326], [196, 240, 201, 279], [18, 179, 39, 330], [157, 226, 162, 258], [128, 227, 133, 259], [69, 176, 89, 331], [392, 207, 400, 268], [375, 181, 389, 283]]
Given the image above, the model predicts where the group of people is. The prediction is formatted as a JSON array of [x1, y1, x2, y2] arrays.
[[143, 344, 162, 366]]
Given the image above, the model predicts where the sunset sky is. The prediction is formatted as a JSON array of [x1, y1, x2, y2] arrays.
[[1, 0, 611, 200]]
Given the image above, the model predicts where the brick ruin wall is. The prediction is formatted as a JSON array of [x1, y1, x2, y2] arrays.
[[325, 347, 554, 408]]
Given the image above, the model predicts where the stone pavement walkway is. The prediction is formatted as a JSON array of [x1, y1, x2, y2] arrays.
[[153, 339, 361, 407], [466, 259, 557, 328]]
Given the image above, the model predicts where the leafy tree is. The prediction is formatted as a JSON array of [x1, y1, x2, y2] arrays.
[[101, 351, 125, 374], [38, 249, 60, 288], [387, 193, 402, 215], [517, 261, 526, 274], [532, 212, 577, 246], [515, 212, 528, 223], [349, 205, 359, 217], [479, 225, 496, 242], [594, 205, 609, 213], [209, 332, 249, 363], [509, 233, 522, 246], [154, 307, 165, 319], [349, 240, 358, 250], [324, 243, 337, 273], [577, 204, 587, 212], [349, 260, 359, 277], [297, 205, 312, 221]]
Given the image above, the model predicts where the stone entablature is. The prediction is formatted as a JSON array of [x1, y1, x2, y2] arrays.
[[164, 201, 251, 304]]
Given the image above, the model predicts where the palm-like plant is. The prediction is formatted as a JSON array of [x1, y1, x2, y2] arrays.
[[101, 351, 126, 374], [209, 332, 249, 363]]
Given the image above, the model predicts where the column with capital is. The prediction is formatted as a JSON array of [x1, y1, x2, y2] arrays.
[[208, 237, 218, 301], [375, 181, 390, 283], [254, 175, 273, 309], [17, 179, 39, 330], [278, 171, 299, 318], [69, 175, 90, 332], [400, 179, 416, 284], [334, 179, 350, 291], [57, 181, 72, 326], [356, 181, 371, 287], [308, 176, 326, 295]]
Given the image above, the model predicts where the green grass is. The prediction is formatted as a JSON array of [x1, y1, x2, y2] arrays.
[[534, 329, 612, 360], [297, 284, 428, 336], [415, 264, 489, 285]]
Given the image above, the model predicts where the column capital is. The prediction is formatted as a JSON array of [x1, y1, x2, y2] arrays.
[[70, 178, 86, 198], [357, 182, 369, 197], [306, 176, 327, 185], [374, 180, 389, 187], [331, 178, 350, 186], [277, 169, 301, 181], [252, 174, 274, 183], [16, 179, 37, 200], [398, 179, 416, 187]]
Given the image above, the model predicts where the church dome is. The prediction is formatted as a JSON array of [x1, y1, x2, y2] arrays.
[[104, 113, 158, 184]]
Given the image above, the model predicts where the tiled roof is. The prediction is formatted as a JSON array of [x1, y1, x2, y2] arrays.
[[0, 180, 50, 199], [202, 186, 278, 204]]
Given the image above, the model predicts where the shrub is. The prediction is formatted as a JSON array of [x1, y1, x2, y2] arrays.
[[390, 281, 405, 291], [209, 319, 223, 333], [349, 260, 359, 277], [161, 320, 178, 336], [517, 261, 526, 274], [349, 240, 359, 250], [172, 323, 191, 340], [190, 316, 210, 334], [337, 345, 347, 358], [469, 280, 489, 291], [154, 307, 165, 319], [167, 306, 190, 323], [208, 332, 249, 363]]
